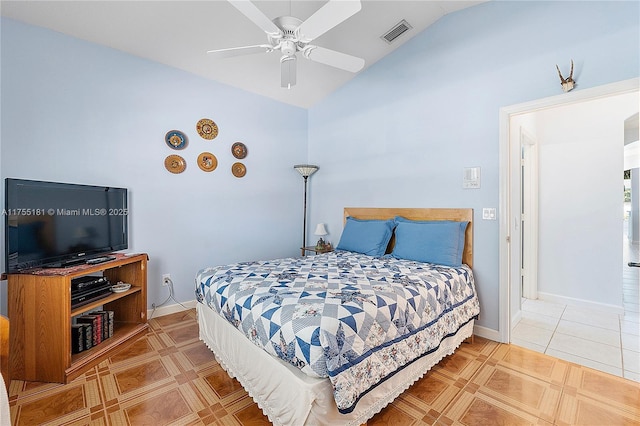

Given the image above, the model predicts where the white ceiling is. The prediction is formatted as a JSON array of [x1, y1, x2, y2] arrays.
[[1, 0, 483, 108]]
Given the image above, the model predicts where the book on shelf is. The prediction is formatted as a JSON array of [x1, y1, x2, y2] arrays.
[[94, 311, 108, 341], [71, 324, 84, 354], [72, 310, 115, 353], [76, 313, 102, 346], [83, 324, 92, 350], [93, 310, 114, 339], [80, 323, 92, 351]]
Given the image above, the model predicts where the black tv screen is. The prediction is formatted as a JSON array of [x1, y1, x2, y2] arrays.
[[4, 178, 128, 273]]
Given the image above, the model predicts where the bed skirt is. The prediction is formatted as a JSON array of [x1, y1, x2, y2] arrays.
[[197, 303, 475, 426]]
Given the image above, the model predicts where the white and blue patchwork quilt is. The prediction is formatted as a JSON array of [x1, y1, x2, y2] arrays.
[[195, 251, 479, 413]]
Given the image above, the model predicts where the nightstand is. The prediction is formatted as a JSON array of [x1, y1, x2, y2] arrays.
[[300, 246, 334, 257]]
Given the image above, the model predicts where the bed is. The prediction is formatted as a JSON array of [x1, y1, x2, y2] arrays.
[[195, 208, 479, 425]]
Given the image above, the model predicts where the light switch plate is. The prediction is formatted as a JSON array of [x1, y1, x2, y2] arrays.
[[482, 208, 496, 220]]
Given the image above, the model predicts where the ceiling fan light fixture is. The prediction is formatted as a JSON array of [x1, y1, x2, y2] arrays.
[[281, 55, 297, 88]]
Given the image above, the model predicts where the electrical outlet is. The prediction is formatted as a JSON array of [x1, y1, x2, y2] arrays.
[[162, 274, 171, 286]]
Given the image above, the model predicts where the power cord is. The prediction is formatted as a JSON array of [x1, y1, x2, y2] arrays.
[[149, 276, 187, 319]]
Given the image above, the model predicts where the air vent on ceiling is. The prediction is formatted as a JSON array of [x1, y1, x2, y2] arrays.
[[381, 19, 412, 44]]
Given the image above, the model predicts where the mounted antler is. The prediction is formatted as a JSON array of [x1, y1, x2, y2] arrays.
[[556, 60, 575, 92]]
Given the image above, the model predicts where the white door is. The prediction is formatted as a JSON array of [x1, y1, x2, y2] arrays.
[[507, 123, 539, 328], [520, 129, 539, 300]]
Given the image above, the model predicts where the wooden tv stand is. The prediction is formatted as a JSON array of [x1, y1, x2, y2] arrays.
[[7, 253, 148, 384]]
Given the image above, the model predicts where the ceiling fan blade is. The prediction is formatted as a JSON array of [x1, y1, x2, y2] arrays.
[[303, 46, 364, 73], [281, 55, 297, 89], [296, 0, 361, 42], [207, 44, 272, 59], [228, 0, 282, 37]]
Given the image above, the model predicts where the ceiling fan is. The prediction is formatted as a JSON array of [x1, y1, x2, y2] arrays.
[[207, 0, 365, 89]]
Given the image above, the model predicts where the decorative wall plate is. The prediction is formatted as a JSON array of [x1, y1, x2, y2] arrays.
[[165, 155, 186, 174], [165, 130, 187, 150], [196, 118, 219, 140], [198, 152, 218, 172], [232, 162, 246, 178], [231, 142, 248, 159]]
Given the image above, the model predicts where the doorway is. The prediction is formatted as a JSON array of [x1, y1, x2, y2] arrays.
[[499, 78, 640, 380], [499, 77, 640, 343]]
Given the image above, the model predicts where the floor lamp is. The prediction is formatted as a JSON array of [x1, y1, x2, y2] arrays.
[[294, 164, 319, 249]]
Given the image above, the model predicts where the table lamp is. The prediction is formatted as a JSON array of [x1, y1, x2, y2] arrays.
[[314, 223, 328, 249]]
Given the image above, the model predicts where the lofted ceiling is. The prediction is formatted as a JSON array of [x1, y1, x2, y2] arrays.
[[1, 0, 484, 108]]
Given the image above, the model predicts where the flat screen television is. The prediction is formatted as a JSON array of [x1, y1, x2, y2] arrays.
[[4, 178, 128, 273]]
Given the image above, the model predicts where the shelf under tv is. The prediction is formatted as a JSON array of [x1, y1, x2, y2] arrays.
[[8, 253, 148, 384], [67, 321, 148, 383]]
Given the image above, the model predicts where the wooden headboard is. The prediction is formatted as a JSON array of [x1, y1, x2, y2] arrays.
[[343, 207, 474, 268]]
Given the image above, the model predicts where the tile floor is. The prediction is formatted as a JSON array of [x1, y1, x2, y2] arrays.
[[9, 310, 640, 425], [511, 230, 640, 382]]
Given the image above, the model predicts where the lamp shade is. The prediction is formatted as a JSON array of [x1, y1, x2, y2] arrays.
[[293, 164, 319, 178], [314, 223, 328, 236]]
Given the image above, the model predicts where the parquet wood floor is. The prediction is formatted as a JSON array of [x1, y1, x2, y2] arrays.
[[7, 309, 640, 425]]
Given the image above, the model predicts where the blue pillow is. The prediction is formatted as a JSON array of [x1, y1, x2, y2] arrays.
[[336, 217, 395, 257], [391, 218, 468, 267], [394, 217, 466, 259]]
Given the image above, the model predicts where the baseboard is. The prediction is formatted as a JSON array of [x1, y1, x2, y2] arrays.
[[538, 292, 624, 315], [473, 324, 501, 342], [148, 299, 197, 319]]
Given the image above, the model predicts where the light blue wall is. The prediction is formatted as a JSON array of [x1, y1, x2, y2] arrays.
[[307, 1, 640, 332], [0, 18, 308, 314], [1, 1, 638, 334]]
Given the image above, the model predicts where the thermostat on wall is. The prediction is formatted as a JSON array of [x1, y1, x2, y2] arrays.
[[463, 167, 481, 189]]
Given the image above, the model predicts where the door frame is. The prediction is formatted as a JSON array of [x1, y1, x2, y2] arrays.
[[498, 77, 639, 343]]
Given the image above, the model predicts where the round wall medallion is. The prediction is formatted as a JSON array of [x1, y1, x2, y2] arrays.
[[198, 152, 218, 172], [231, 142, 248, 159], [232, 162, 246, 178], [196, 118, 219, 140], [165, 155, 186, 174], [165, 130, 188, 150]]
